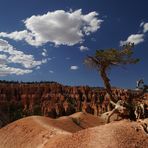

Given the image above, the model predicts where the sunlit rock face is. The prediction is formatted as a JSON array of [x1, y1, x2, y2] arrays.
[[0, 82, 107, 127], [0, 81, 148, 128]]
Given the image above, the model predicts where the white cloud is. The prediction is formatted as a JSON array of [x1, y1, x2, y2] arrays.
[[49, 70, 54, 73], [36, 66, 40, 70], [140, 22, 148, 33], [42, 52, 47, 57], [143, 23, 148, 33], [0, 65, 32, 76], [0, 54, 7, 65], [79, 45, 89, 51], [120, 22, 148, 46], [42, 48, 48, 57], [0, 9, 103, 46], [140, 22, 144, 27], [0, 30, 29, 41], [120, 34, 144, 46], [70, 65, 79, 70], [0, 39, 47, 76]]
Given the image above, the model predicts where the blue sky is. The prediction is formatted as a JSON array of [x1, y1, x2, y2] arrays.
[[0, 0, 148, 88]]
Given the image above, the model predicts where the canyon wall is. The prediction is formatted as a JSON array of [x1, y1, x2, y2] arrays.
[[0, 81, 148, 127]]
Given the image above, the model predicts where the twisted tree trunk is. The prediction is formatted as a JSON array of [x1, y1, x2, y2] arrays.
[[100, 67, 116, 102]]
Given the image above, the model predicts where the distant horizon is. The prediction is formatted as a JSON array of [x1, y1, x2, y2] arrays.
[[0, 79, 137, 90]]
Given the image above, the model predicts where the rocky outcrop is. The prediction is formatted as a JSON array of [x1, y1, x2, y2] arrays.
[[0, 81, 148, 128], [0, 82, 108, 127]]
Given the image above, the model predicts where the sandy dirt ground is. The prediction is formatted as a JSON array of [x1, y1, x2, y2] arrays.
[[0, 112, 148, 148]]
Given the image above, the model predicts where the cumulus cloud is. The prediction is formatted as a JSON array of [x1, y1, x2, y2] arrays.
[[0, 54, 7, 65], [42, 48, 48, 57], [0, 39, 47, 76], [143, 23, 148, 33], [120, 34, 144, 46], [0, 9, 103, 46], [0, 65, 32, 76], [70, 65, 79, 70], [79, 45, 89, 51], [120, 22, 148, 46], [140, 22, 145, 27], [0, 30, 29, 41], [140, 22, 148, 33]]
